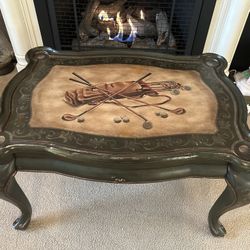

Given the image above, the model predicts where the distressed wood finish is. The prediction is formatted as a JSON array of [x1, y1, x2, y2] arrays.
[[0, 47, 250, 236]]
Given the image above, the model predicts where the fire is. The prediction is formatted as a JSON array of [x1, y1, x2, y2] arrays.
[[116, 12, 124, 40], [107, 11, 137, 44], [107, 27, 111, 39], [127, 18, 137, 42], [98, 10, 113, 21], [140, 10, 145, 20]]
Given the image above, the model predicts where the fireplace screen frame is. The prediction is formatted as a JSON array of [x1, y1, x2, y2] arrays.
[[34, 0, 216, 55]]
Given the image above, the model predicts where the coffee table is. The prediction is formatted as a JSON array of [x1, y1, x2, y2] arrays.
[[0, 47, 250, 237]]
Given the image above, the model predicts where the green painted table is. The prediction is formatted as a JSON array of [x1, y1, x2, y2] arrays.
[[0, 47, 250, 237]]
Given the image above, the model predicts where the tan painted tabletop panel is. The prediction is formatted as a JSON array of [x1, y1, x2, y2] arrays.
[[30, 64, 218, 138]]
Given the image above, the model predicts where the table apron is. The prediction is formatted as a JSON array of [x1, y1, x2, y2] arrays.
[[15, 157, 227, 183]]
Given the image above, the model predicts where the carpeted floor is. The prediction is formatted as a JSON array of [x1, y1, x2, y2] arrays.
[[0, 70, 250, 250]]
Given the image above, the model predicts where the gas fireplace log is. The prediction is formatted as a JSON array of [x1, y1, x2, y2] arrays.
[[156, 11, 176, 47], [95, 0, 127, 18], [95, 12, 157, 38], [97, 20, 117, 35], [79, 0, 100, 38], [126, 7, 155, 23], [167, 33, 176, 48], [127, 15, 157, 37], [79, 0, 127, 39]]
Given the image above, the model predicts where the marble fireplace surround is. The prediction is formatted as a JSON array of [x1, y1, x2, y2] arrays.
[[0, 0, 249, 72]]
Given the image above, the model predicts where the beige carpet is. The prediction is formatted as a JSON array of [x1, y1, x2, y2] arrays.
[[0, 70, 250, 250]]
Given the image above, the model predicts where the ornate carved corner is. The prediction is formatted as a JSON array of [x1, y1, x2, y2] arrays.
[[234, 141, 250, 162]]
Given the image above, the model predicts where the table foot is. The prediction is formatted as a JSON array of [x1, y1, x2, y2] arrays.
[[13, 213, 31, 230], [208, 164, 250, 237], [0, 161, 32, 230]]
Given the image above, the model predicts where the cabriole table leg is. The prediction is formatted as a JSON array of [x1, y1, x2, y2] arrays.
[[208, 164, 250, 237], [0, 160, 32, 230]]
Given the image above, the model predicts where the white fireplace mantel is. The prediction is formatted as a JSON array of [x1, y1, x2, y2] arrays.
[[0, 0, 43, 71], [203, 0, 250, 71], [0, 0, 249, 72]]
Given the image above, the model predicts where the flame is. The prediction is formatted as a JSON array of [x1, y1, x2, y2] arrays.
[[107, 27, 112, 40], [127, 18, 137, 42], [107, 12, 137, 44], [98, 10, 113, 21], [116, 12, 124, 40], [140, 10, 145, 20]]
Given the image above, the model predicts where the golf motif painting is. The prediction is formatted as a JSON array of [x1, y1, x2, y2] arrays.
[[30, 64, 217, 138], [62, 71, 189, 130]]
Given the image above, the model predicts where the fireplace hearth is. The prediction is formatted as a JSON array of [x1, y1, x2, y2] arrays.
[[35, 0, 216, 55]]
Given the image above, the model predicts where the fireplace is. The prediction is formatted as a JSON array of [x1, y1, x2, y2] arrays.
[[34, 0, 216, 55], [0, 1, 249, 71]]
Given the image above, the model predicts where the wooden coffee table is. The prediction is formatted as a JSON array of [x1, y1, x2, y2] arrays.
[[0, 47, 250, 236]]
